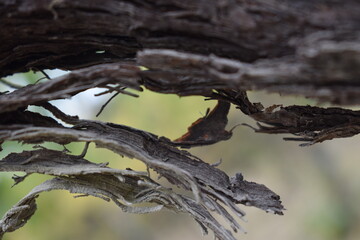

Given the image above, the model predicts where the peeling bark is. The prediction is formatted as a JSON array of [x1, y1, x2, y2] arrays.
[[0, 105, 283, 240], [0, 0, 359, 239], [212, 90, 360, 146], [173, 101, 234, 148]]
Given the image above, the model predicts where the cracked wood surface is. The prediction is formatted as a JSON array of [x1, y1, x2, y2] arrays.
[[1, 0, 359, 102]]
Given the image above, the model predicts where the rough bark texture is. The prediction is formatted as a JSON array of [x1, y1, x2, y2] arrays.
[[0, 0, 359, 239]]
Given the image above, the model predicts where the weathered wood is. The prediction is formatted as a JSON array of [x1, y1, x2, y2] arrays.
[[0, 63, 141, 113], [0, 0, 359, 239], [138, 49, 360, 105], [1, 0, 359, 86], [0, 105, 283, 240]]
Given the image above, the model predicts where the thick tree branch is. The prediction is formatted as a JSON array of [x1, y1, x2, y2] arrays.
[[138, 48, 360, 105], [1, 0, 359, 79]]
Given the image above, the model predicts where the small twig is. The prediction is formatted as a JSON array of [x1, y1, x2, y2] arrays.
[[11, 173, 31, 187], [94, 86, 124, 96], [95, 86, 139, 98], [96, 92, 120, 117], [40, 70, 51, 80], [76, 142, 90, 158], [0, 78, 23, 89], [62, 145, 70, 153], [34, 76, 48, 84], [32, 145, 48, 150], [146, 166, 151, 177]]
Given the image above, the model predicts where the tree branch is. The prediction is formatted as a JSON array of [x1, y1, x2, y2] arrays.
[[1, 0, 359, 78], [1, 0, 359, 239], [0, 106, 283, 240]]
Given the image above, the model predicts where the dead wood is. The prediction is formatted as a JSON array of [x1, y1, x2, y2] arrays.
[[0, 0, 359, 239], [0, 104, 283, 240], [173, 101, 234, 148]]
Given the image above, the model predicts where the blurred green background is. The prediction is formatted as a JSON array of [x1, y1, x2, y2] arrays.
[[1, 70, 360, 240]]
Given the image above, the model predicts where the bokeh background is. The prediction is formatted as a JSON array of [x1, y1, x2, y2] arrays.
[[1, 70, 360, 240]]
